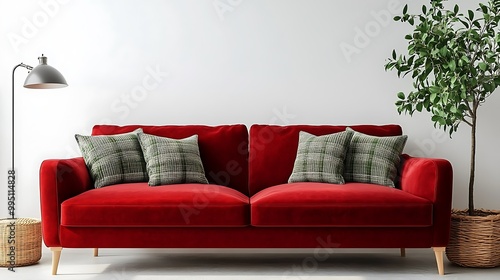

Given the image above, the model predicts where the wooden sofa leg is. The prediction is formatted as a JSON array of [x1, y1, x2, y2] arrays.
[[93, 248, 99, 257], [432, 247, 445, 275], [400, 248, 406, 257], [50, 247, 63, 275]]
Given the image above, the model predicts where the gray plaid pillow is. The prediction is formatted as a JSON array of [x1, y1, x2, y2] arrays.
[[344, 128, 407, 187], [75, 129, 147, 188], [137, 133, 208, 186], [288, 130, 354, 184]]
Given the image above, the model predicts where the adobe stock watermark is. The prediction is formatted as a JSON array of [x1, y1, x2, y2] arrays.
[[5, 220, 16, 272], [6, 169, 17, 271], [110, 268, 127, 280], [7, 0, 72, 53], [339, 0, 403, 63], [213, 0, 244, 21], [56, 64, 169, 181], [408, 129, 449, 158], [108, 65, 170, 120], [281, 235, 339, 280], [179, 106, 297, 224], [7, 171, 16, 220]]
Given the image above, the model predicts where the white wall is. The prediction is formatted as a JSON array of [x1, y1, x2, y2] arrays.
[[0, 0, 498, 219]]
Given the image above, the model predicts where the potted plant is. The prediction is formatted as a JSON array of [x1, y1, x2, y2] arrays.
[[385, 0, 500, 268]]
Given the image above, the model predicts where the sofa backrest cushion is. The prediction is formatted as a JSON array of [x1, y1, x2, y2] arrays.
[[248, 124, 403, 196], [92, 124, 249, 195]]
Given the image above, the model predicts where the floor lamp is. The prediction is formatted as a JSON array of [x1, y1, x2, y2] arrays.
[[8, 54, 68, 219], [9, 54, 67, 219], [2, 55, 67, 269]]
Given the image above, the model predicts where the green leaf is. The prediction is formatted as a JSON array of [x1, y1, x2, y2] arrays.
[[416, 102, 423, 112], [451, 76, 457, 85], [403, 4, 408, 14], [454, 4, 459, 14], [442, 92, 449, 104], [485, 56, 495, 63], [459, 19, 470, 28], [494, 77, 500, 86], [422, 5, 427, 14], [449, 60, 456, 71], [450, 105, 457, 114], [439, 47, 448, 56], [394, 16, 401, 21], [422, 33, 429, 42], [479, 62, 488, 70], [424, 98, 430, 109], [471, 66, 477, 76], [480, 3, 488, 14], [397, 92, 405, 99], [468, 10, 475, 20], [430, 92, 437, 102], [484, 82, 493, 92], [429, 86, 440, 94], [407, 55, 414, 66], [408, 44, 415, 54], [472, 20, 481, 28], [392, 49, 396, 59]]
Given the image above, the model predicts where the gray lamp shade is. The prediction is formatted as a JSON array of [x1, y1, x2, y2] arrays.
[[23, 55, 68, 89]]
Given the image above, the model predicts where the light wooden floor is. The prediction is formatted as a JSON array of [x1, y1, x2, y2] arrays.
[[1, 247, 499, 280]]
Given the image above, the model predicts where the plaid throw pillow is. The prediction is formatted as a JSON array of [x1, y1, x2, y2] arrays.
[[75, 129, 147, 188], [288, 130, 354, 184], [344, 128, 407, 187], [137, 133, 208, 186]]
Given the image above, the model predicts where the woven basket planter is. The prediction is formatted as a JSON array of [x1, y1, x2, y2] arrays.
[[446, 209, 500, 268], [0, 218, 42, 267]]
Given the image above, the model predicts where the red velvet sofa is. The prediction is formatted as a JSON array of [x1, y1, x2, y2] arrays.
[[39, 124, 453, 275]]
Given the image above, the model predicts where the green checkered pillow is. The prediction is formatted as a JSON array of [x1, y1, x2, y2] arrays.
[[137, 133, 208, 186], [344, 128, 407, 187], [75, 129, 147, 188], [288, 130, 354, 184]]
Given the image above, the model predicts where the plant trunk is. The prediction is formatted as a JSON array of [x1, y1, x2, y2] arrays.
[[468, 109, 477, 216]]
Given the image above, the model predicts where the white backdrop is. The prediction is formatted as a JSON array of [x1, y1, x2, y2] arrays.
[[0, 0, 498, 219]]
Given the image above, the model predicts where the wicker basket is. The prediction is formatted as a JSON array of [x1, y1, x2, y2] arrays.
[[446, 209, 500, 268], [0, 218, 42, 267]]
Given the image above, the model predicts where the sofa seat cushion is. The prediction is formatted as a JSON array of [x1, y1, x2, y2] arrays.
[[250, 182, 432, 227], [61, 183, 249, 227]]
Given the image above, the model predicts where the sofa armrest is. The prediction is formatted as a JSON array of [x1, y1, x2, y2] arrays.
[[399, 154, 453, 246], [39, 157, 93, 247]]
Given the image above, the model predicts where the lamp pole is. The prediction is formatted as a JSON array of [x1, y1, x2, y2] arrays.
[[9, 63, 33, 219]]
